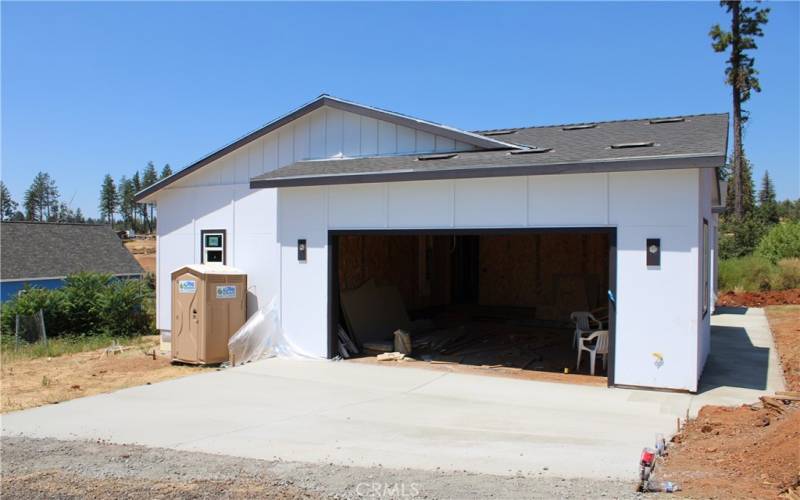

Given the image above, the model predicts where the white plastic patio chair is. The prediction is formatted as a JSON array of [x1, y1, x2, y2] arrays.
[[570, 311, 602, 349], [576, 330, 609, 376]]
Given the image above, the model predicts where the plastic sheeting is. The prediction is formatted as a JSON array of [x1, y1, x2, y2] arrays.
[[227, 299, 323, 366]]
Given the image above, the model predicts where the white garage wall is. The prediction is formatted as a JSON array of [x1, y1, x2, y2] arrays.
[[278, 168, 705, 391], [697, 168, 715, 380], [154, 105, 476, 339]]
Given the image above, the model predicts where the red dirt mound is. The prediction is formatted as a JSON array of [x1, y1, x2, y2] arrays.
[[716, 289, 800, 308], [655, 403, 800, 499]]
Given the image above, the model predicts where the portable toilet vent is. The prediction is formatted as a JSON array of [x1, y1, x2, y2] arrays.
[[171, 264, 247, 364]]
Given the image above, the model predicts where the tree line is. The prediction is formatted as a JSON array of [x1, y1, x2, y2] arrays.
[[1, 173, 87, 223], [0, 161, 173, 234], [98, 161, 172, 233]]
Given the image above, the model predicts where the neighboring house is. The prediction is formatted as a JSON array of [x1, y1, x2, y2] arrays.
[[0, 221, 145, 301], [136, 95, 727, 392]]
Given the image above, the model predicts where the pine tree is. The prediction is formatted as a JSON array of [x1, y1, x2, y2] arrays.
[[24, 172, 51, 221], [98, 174, 118, 225], [141, 161, 158, 233], [74, 207, 85, 223], [118, 176, 136, 229], [45, 175, 60, 221], [0, 181, 18, 221], [757, 170, 779, 224], [131, 171, 142, 231], [724, 155, 756, 217], [710, 1, 770, 220], [161, 164, 173, 179]]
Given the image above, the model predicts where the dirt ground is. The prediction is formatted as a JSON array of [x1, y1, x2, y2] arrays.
[[124, 237, 156, 274], [716, 288, 800, 307], [766, 305, 800, 393], [0, 436, 644, 500], [652, 305, 800, 498], [0, 336, 206, 413]]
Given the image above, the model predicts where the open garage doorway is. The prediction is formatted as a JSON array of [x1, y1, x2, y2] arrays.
[[328, 229, 616, 386]]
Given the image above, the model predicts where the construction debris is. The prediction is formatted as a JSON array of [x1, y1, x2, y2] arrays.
[[376, 352, 407, 362], [340, 280, 412, 343], [393, 329, 412, 355]]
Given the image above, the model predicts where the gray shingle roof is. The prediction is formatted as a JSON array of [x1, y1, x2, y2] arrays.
[[0, 222, 144, 281], [251, 113, 728, 188]]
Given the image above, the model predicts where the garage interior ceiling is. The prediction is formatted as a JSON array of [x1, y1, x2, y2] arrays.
[[333, 231, 612, 379]]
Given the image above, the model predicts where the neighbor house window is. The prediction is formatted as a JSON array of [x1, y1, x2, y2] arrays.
[[201, 230, 226, 264], [703, 219, 709, 317]]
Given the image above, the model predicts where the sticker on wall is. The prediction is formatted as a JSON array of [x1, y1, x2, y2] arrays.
[[178, 280, 196, 294], [652, 352, 664, 369], [216, 285, 237, 299]]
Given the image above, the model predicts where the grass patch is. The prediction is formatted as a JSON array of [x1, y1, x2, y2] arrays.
[[0, 334, 154, 365], [719, 256, 800, 292]]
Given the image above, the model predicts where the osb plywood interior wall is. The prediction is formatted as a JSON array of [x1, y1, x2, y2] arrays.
[[337, 235, 452, 310], [338, 233, 608, 319], [479, 233, 608, 320]]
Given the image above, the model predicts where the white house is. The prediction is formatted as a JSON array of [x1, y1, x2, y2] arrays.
[[136, 95, 727, 392]]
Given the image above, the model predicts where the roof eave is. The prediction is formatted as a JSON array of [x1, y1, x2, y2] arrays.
[[250, 153, 726, 189]]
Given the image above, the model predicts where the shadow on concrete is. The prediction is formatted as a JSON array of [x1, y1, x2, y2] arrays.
[[698, 325, 769, 393], [714, 306, 749, 315]]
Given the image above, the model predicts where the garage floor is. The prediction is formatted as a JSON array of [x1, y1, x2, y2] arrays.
[[1, 308, 784, 480]]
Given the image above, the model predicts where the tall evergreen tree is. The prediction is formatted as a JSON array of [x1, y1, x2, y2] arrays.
[[141, 161, 158, 233], [710, 0, 769, 220], [98, 174, 118, 225], [45, 175, 60, 221], [757, 170, 779, 224], [725, 157, 756, 216], [131, 171, 142, 230], [0, 181, 18, 221], [24, 172, 57, 221], [118, 176, 136, 229], [74, 207, 85, 223], [161, 163, 173, 179]]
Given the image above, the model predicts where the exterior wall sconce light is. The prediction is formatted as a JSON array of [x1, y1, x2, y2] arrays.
[[647, 238, 661, 267]]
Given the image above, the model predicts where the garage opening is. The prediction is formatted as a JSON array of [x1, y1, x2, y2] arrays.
[[329, 229, 615, 385]]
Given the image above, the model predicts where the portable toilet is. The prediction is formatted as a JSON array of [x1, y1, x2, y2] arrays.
[[171, 264, 247, 364]]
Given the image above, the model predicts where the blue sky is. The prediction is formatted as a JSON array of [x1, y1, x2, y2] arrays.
[[2, 1, 798, 218]]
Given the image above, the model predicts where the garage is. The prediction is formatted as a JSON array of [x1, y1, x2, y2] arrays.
[[329, 229, 616, 384], [141, 95, 727, 391]]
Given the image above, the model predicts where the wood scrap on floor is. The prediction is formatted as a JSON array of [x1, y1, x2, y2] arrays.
[[376, 352, 409, 362]]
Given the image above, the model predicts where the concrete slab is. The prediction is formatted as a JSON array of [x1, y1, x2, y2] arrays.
[[1, 307, 783, 480]]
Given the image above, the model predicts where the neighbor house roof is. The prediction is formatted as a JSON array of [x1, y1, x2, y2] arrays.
[[251, 113, 729, 188], [0, 222, 144, 281], [134, 95, 519, 203]]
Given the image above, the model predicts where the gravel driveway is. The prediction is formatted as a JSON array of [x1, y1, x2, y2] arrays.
[[1, 437, 642, 499]]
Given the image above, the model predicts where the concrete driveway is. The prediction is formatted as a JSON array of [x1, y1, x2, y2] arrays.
[[1, 308, 784, 480]]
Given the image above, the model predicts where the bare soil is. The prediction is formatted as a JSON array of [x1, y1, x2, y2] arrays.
[[124, 237, 156, 274], [766, 305, 800, 393], [0, 336, 206, 413], [652, 305, 800, 498], [716, 289, 800, 307]]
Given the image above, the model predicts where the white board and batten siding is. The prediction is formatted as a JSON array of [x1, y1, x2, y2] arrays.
[[278, 168, 708, 391], [154, 105, 476, 343]]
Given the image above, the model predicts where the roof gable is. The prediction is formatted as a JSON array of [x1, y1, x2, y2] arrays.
[[0, 222, 144, 281], [135, 95, 518, 202]]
